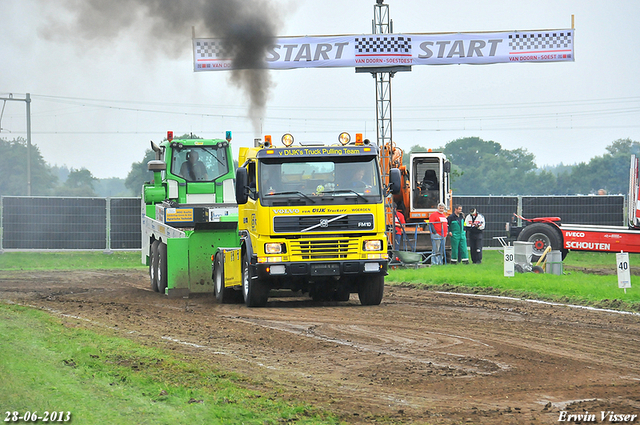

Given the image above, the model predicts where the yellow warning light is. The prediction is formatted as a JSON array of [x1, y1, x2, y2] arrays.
[[281, 133, 294, 147], [355, 133, 363, 146], [338, 132, 351, 145]]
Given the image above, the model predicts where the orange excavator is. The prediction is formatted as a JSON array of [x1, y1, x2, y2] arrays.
[[380, 142, 452, 251]]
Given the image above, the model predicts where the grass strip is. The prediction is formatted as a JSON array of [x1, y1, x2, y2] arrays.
[[387, 250, 640, 312], [0, 251, 145, 270], [0, 303, 338, 425]]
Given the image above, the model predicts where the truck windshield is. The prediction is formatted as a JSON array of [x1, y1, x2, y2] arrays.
[[259, 158, 382, 205], [171, 145, 229, 182]]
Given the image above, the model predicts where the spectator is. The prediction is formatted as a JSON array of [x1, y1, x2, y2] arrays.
[[447, 204, 469, 264], [464, 208, 485, 264], [428, 202, 448, 265], [393, 203, 406, 251]]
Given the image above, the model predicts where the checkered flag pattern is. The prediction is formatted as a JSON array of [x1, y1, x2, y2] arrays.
[[355, 36, 411, 54], [509, 32, 572, 51], [195, 40, 226, 59]]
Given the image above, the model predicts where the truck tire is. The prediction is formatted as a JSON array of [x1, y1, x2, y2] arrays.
[[334, 285, 351, 302], [157, 242, 168, 295], [150, 240, 160, 292], [517, 223, 562, 263], [242, 254, 268, 307], [214, 252, 236, 304], [357, 275, 384, 306]]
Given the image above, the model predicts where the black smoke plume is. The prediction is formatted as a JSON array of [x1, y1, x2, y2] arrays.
[[40, 0, 279, 133]]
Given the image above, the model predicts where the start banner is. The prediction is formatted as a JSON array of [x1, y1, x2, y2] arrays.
[[193, 30, 574, 71]]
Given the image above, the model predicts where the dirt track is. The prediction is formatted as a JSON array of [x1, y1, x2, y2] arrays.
[[1, 269, 639, 424]]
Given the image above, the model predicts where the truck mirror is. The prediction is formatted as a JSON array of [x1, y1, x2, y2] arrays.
[[389, 168, 402, 195], [443, 161, 451, 173], [235, 167, 249, 204], [150, 140, 162, 160]]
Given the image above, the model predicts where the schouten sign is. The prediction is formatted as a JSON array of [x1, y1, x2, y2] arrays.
[[562, 227, 640, 253]]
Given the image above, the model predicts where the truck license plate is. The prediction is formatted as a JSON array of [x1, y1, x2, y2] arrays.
[[310, 263, 340, 276]]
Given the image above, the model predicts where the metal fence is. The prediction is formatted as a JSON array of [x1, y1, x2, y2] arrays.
[[456, 195, 625, 248], [0, 196, 141, 251], [0, 195, 627, 251]]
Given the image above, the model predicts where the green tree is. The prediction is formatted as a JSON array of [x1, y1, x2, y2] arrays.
[[556, 138, 640, 195], [94, 177, 129, 197], [0, 137, 58, 196], [442, 137, 551, 195], [125, 149, 156, 195], [54, 168, 98, 197]]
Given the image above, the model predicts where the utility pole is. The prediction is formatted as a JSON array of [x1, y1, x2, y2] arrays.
[[0, 93, 33, 195]]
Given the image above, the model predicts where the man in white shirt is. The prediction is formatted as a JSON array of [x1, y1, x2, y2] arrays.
[[464, 208, 486, 264]]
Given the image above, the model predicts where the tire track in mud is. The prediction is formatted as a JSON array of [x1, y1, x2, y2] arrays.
[[2, 270, 640, 424]]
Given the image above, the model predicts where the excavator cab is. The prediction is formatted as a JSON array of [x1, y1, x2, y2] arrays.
[[408, 153, 450, 220]]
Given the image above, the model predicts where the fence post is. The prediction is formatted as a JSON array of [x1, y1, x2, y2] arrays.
[[516, 195, 523, 227], [104, 198, 112, 254], [0, 196, 4, 254]]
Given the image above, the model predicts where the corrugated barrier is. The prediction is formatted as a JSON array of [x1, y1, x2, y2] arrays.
[[0, 195, 626, 251]]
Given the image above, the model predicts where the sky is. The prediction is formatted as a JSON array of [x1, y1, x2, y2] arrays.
[[1, 0, 639, 179]]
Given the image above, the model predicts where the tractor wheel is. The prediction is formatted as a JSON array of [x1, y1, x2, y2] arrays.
[[242, 254, 269, 307], [156, 243, 168, 295], [214, 252, 236, 304], [517, 223, 562, 263], [357, 275, 384, 306], [532, 265, 545, 274], [150, 240, 160, 292]]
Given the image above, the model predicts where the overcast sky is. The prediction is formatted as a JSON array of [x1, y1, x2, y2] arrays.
[[1, 0, 639, 179]]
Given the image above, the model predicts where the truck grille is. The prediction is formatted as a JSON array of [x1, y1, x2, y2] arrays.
[[290, 239, 358, 260], [273, 214, 374, 233]]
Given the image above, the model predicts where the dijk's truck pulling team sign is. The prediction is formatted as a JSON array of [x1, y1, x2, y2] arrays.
[[193, 30, 574, 71]]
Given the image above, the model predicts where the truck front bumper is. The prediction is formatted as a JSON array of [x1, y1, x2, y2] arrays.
[[254, 259, 388, 280]]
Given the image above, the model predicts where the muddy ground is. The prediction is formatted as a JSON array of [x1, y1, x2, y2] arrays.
[[1, 269, 639, 424]]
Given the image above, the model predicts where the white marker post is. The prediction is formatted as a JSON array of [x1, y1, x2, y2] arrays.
[[504, 246, 515, 277], [616, 252, 631, 294]]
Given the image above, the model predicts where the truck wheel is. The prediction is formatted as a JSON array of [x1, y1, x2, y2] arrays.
[[310, 282, 332, 302], [214, 253, 236, 304], [334, 285, 351, 302], [242, 254, 268, 307], [357, 275, 384, 306], [517, 223, 562, 263], [157, 243, 168, 295], [150, 240, 160, 292]]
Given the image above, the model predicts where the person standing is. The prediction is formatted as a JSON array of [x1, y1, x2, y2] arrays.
[[393, 203, 406, 251], [447, 204, 469, 264], [428, 202, 448, 265], [464, 208, 485, 264]]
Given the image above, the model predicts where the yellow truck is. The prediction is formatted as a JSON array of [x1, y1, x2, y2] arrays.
[[212, 132, 401, 307]]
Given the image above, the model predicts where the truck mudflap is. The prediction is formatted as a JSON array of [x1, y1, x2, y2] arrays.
[[253, 259, 388, 279]]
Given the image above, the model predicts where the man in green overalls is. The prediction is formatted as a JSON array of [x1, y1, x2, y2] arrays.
[[447, 204, 469, 264]]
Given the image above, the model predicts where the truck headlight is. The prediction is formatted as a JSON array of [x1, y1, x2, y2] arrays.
[[363, 240, 382, 251], [265, 242, 285, 254]]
